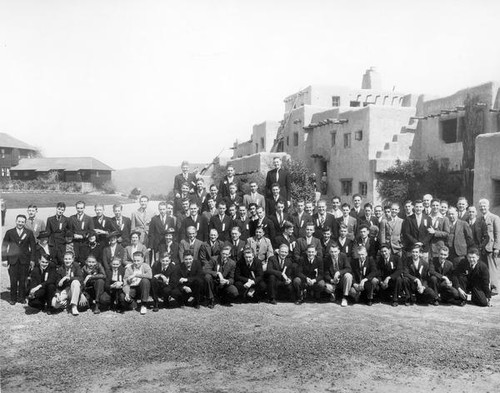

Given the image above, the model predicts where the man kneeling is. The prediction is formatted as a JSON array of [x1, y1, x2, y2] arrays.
[[323, 243, 352, 307], [81, 255, 108, 314], [235, 247, 266, 302], [27, 255, 57, 313], [123, 251, 152, 315]]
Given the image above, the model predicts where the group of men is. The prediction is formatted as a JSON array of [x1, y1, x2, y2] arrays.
[[2, 158, 498, 316]]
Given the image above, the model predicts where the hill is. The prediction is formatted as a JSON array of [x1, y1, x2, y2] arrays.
[[113, 164, 208, 197]]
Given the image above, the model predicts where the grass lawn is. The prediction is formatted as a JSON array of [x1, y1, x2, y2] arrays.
[[0, 192, 134, 209]]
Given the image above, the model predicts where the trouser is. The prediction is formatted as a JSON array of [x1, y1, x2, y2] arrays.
[[266, 274, 293, 300], [292, 277, 325, 300], [428, 276, 462, 304], [457, 275, 490, 307], [53, 280, 82, 308], [486, 251, 499, 292], [177, 279, 203, 305], [151, 278, 183, 304], [378, 276, 404, 302], [204, 274, 238, 302], [349, 277, 377, 302], [109, 288, 126, 309], [8, 263, 30, 301], [129, 278, 151, 303], [235, 279, 267, 300], [28, 284, 57, 309], [404, 278, 437, 303], [84, 278, 106, 305], [324, 273, 353, 297]]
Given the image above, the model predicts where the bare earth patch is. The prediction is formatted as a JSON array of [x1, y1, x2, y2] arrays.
[[1, 266, 499, 392]]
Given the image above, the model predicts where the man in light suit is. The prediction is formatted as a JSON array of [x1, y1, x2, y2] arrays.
[[178, 226, 203, 262], [245, 226, 274, 267], [25, 204, 46, 239], [337, 203, 358, 241], [2, 215, 36, 304], [243, 181, 266, 211], [478, 198, 500, 295], [456, 197, 470, 221], [199, 228, 225, 267], [265, 156, 291, 206], [447, 207, 473, 267], [379, 203, 403, 256], [427, 199, 450, 259], [173, 160, 198, 198], [130, 195, 154, 248]]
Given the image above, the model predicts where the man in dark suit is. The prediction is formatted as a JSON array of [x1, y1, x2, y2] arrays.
[[337, 224, 354, 259], [269, 199, 291, 243], [191, 178, 208, 209], [312, 199, 339, 240], [110, 203, 132, 247], [224, 183, 243, 209], [35, 231, 56, 264], [79, 232, 104, 266], [176, 251, 204, 308], [81, 255, 108, 314], [357, 203, 380, 231], [149, 202, 178, 254], [403, 244, 439, 305], [249, 205, 276, 240], [323, 243, 352, 307], [180, 202, 209, 242], [209, 201, 232, 242], [294, 222, 323, 261], [201, 184, 222, 213], [349, 194, 363, 220], [173, 160, 198, 198], [150, 252, 180, 311], [266, 183, 287, 216], [68, 201, 95, 258], [234, 247, 266, 302], [428, 199, 450, 259], [2, 214, 36, 304], [265, 156, 291, 206], [456, 197, 470, 221], [156, 228, 180, 264], [350, 245, 378, 306], [401, 199, 432, 260], [291, 199, 310, 239], [266, 244, 294, 304], [274, 222, 297, 260], [105, 257, 126, 312], [293, 244, 325, 304], [467, 206, 489, 256], [27, 255, 57, 312], [455, 248, 491, 307], [204, 246, 238, 308], [447, 207, 473, 267], [234, 205, 251, 241], [102, 231, 125, 271], [92, 204, 114, 246], [199, 228, 225, 267], [225, 226, 246, 263], [429, 246, 463, 305], [45, 202, 69, 261], [354, 224, 379, 259], [219, 164, 241, 198], [376, 244, 405, 306]]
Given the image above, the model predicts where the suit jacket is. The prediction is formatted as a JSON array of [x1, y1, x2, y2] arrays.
[[56, 262, 83, 288], [351, 256, 378, 283], [243, 193, 266, 210], [233, 217, 251, 241], [337, 237, 354, 259], [204, 255, 236, 284], [323, 253, 351, 282], [209, 214, 233, 242], [455, 259, 490, 297], [429, 258, 454, 281], [224, 239, 246, 263], [402, 214, 432, 252], [336, 216, 358, 241], [224, 194, 243, 209], [245, 236, 274, 262], [28, 262, 57, 290], [124, 244, 149, 265], [199, 240, 225, 266], [201, 194, 222, 213], [379, 216, 403, 254], [130, 209, 154, 245], [457, 210, 470, 222], [312, 213, 339, 240], [92, 215, 114, 245], [447, 219, 473, 257], [177, 260, 204, 285], [469, 218, 489, 253], [35, 243, 57, 264], [265, 168, 291, 201], [296, 256, 324, 281], [349, 207, 363, 221], [403, 257, 431, 286], [156, 242, 180, 263], [294, 236, 323, 261], [25, 217, 46, 239], [269, 212, 292, 240], [81, 262, 107, 287], [2, 227, 36, 265], [178, 239, 203, 262], [180, 215, 209, 243], [68, 214, 94, 240], [79, 242, 104, 265], [248, 217, 276, 240], [353, 236, 379, 259], [482, 212, 500, 252], [191, 189, 209, 209], [46, 215, 70, 248], [266, 255, 294, 280], [274, 234, 297, 256], [102, 244, 126, 271], [110, 216, 132, 247], [105, 265, 126, 290], [376, 254, 403, 281], [149, 214, 177, 249], [266, 197, 288, 216], [358, 215, 380, 232], [428, 216, 450, 256], [235, 257, 264, 284], [291, 212, 311, 239], [219, 176, 242, 198], [152, 262, 180, 287], [174, 172, 197, 196]]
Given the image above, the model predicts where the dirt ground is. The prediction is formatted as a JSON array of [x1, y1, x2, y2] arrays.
[[1, 264, 499, 393]]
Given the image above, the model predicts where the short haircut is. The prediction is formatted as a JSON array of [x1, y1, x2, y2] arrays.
[[76, 201, 85, 207], [440, 246, 449, 253], [57, 202, 66, 209], [414, 199, 423, 205], [248, 202, 257, 209], [94, 203, 104, 209], [132, 251, 144, 259], [183, 250, 193, 257], [380, 243, 391, 250], [341, 203, 350, 209], [358, 224, 370, 232], [217, 200, 227, 207], [27, 204, 38, 210], [139, 195, 149, 201], [160, 252, 171, 260], [63, 251, 75, 259], [306, 244, 316, 250], [271, 183, 280, 190], [16, 214, 27, 221], [352, 194, 361, 200], [332, 196, 341, 202], [112, 203, 123, 210], [158, 201, 167, 208], [467, 247, 480, 256], [364, 203, 373, 209]]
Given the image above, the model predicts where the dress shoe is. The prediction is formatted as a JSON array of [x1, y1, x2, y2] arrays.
[[269, 299, 277, 305], [208, 299, 215, 309], [341, 298, 348, 307], [391, 301, 398, 307], [71, 305, 79, 316], [432, 300, 439, 306], [93, 305, 101, 314], [140, 305, 147, 315], [367, 300, 373, 306], [404, 301, 410, 307], [8, 300, 16, 306]]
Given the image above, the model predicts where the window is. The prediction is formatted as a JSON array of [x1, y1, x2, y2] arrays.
[[96, 171, 100, 178], [441, 118, 463, 144], [343, 133, 351, 148], [293, 132, 299, 147], [359, 182, 368, 196], [1, 149, 5, 158], [355, 130, 363, 141], [1, 168, 5, 177], [350, 101, 360, 107], [331, 132, 337, 147], [341, 180, 352, 196], [260, 137, 265, 151], [494, 180, 500, 207], [332, 96, 341, 107]]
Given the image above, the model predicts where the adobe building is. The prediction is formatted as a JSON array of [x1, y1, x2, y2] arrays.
[[474, 132, 500, 215], [0, 132, 38, 179], [11, 157, 114, 187]]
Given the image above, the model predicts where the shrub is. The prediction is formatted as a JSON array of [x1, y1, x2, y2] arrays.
[[282, 158, 316, 208], [100, 181, 117, 194]]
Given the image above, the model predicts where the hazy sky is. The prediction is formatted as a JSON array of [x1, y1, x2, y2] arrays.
[[1, 0, 499, 169]]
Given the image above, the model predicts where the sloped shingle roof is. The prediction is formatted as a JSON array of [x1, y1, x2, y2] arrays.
[[12, 157, 114, 172], [0, 132, 38, 151]]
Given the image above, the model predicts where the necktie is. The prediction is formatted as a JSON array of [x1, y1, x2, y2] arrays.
[[334, 259, 338, 271], [276, 170, 279, 182]]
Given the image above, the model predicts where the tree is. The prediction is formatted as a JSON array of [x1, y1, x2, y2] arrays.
[[282, 157, 316, 207]]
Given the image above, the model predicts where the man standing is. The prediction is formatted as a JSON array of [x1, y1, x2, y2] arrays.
[[93, 204, 114, 246], [25, 205, 46, 239], [478, 198, 500, 295], [180, 202, 209, 242], [219, 164, 241, 198], [2, 214, 36, 304], [379, 203, 403, 256], [265, 156, 291, 207], [422, 194, 433, 216], [329, 196, 343, 219], [150, 201, 178, 252], [456, 197, 470, 221], [291, 199, 311, 239], [337, 203, 358, 241], [209, 201, 232, 242], [46, 202, 69, 261], [173, 161, 198, 198], [312, 199, 339, 241], [68, 201, 95, 258], [349, 194, 363, 220], [467, 205, 489, 256], [110, 203, 132, 247], [130, 195, 154, 248], [402, 199, 432, 260], [243, 181, 266, 211], [447, 207, 473, 267]]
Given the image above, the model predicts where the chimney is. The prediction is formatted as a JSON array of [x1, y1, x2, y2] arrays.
[[361, 67, 381, 90]]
